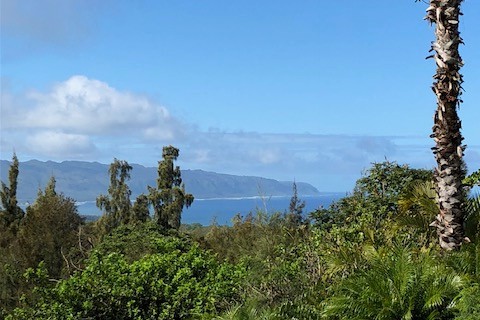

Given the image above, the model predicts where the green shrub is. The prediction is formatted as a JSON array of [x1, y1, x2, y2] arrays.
[[7, 236, 245, 320]]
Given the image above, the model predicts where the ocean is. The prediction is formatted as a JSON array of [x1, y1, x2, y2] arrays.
[[75, 193, 345, 225]]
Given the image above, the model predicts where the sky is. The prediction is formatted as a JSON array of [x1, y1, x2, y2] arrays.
[[1, 0, 479, 192]]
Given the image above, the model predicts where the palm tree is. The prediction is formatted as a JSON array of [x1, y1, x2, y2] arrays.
[[425, 0, 467, 250]]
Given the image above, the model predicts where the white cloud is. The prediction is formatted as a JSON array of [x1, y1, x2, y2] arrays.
[[19, 75, 179, 136], [1, 75, 188, 160], [26, 131, 96, 158]]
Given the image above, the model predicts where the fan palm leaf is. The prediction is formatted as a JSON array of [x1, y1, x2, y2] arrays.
[[398, 180, 437, 231]]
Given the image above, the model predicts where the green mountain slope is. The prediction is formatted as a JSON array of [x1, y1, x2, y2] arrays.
[[0, 160, 320, 202]]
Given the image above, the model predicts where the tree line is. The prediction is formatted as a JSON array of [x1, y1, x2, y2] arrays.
[[2, 150, 480, 318]]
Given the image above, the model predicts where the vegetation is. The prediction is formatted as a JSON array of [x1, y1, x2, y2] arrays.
[[96, 159, 150, 236], [18, 177, 84, 278], [1, 2, 478, 318], [149, 145, 194, 230], [1, 173, 85, 315], [96, 158, 134, 233], [1, 150, 480, 319], [322, 245, 463, 319], [6, 227, 245, 320], [0, 153, 24, 237], [287, 180, 306, 226]]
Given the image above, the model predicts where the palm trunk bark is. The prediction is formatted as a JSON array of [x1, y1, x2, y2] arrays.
[[426, 0, 466, 250]]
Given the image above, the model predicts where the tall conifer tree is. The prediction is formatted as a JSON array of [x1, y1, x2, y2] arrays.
[[96, 159, 133, 233], [0, 153, 24, 233], [148, 146, 194, 230], [19, 177, 83, 278]]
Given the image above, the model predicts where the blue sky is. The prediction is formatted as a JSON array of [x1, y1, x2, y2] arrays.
[[1, 0, 479, 192]]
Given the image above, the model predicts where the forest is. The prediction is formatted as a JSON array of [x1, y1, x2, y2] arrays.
[[1, 146, 480, 319], [2, 1, 479, 319]]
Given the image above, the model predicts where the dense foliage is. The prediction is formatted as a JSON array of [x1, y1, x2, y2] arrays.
[[2, 154, 480, 319], [7, 227, 245, 320]]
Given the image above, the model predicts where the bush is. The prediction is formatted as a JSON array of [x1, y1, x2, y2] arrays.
[[7, 235, 245, 319]]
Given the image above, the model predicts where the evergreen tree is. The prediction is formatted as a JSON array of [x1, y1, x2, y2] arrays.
[[148, 146, 194, 230], [96, 159, 133, 233], [18, 177, 83, 278], [1, 154, 25, 313], [0, 153, 24, 234], [131, 194, 150, 224], [287, 181, 305, 226]]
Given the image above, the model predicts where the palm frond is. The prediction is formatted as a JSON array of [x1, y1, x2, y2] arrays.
[[321, 244, 462, 319], [398, 180, 438, 231], [465, 194, 480, 243], [214, 301, 281, 320]]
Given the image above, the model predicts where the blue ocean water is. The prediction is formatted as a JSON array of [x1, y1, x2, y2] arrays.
[[76, 193, 345, 225]]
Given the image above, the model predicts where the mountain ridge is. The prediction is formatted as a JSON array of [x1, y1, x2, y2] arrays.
[[0, 159, 321, 202]]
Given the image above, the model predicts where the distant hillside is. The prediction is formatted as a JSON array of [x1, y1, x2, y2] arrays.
[[0, 160, 320, 202]]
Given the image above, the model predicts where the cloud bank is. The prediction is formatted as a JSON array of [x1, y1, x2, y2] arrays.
[[1, 75, 188, 159], [3, 75, 471, 191]]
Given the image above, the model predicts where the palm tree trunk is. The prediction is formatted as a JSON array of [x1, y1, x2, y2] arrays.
[[425, 0, 466, 250]]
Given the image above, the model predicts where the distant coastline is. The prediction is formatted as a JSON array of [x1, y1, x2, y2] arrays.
[[188, 192, 345, 201], [1, 159, 325, 202]]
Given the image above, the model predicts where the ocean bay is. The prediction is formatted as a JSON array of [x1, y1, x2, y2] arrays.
[[77, 193, 344, 225]]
